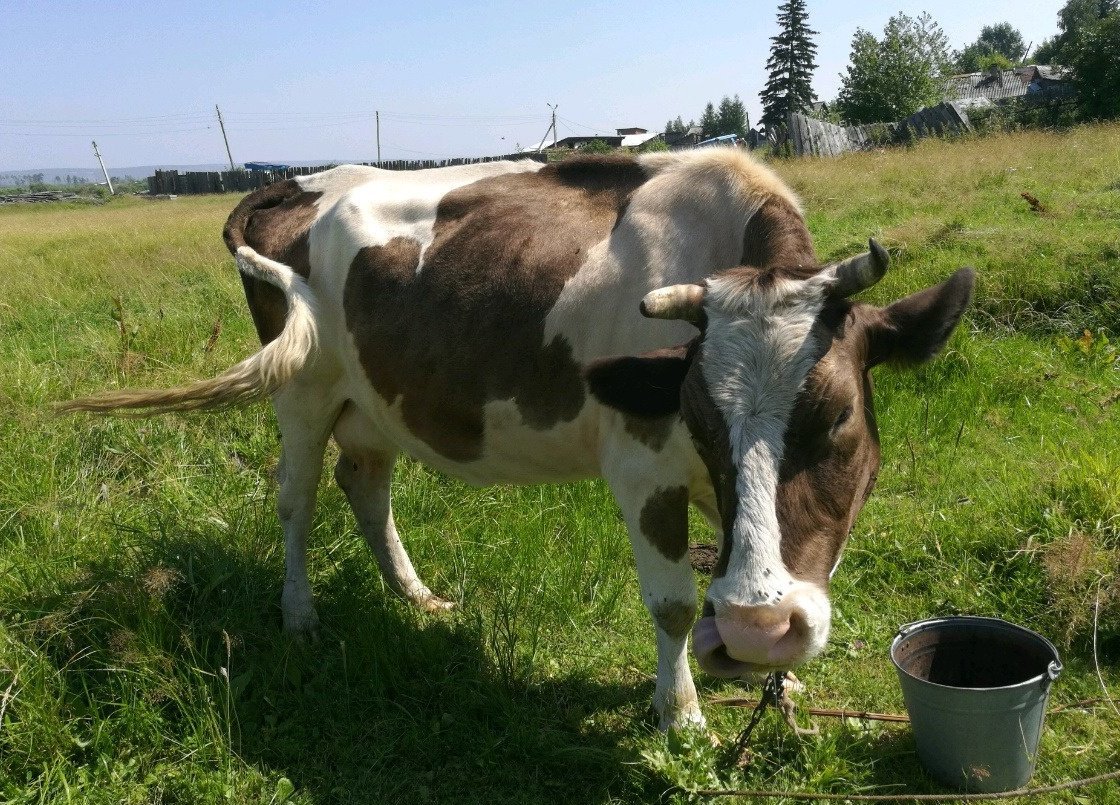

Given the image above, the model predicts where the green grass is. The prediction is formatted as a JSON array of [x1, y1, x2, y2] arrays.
[[1, 126, 1118, 804]]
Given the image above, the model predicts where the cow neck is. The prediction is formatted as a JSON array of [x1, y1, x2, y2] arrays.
[[741, 196, 817, 270]]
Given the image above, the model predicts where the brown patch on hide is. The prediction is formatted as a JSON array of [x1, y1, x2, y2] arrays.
[[343, 157, 650, 462], [652, 600, 697, 639], [624, 413, 676, 451], [585, 344, 693, 420], [223, 179, 322, 345], [639, 486, 689, 562]]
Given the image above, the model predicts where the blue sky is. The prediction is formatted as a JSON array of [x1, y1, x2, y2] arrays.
[[2, 0, 1065, 171]]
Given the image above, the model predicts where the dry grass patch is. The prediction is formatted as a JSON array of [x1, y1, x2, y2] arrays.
[[1042, 530, 1120, 646]]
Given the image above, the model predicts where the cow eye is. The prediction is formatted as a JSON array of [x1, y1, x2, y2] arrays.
[[830, 405, 853, 435]]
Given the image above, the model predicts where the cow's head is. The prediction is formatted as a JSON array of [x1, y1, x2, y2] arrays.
[[588, 242, 974, 677]]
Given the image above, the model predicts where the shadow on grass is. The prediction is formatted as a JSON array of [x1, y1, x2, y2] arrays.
[[15, 528, 652, 804], [696, 718, 939, 800]]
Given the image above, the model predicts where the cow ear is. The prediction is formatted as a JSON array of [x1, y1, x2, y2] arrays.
[[865, 268, 976, 367], [585, 344, 693, 417]]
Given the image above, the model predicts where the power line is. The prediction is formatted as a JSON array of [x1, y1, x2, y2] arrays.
[[556, 114, 626, 134], [0, 109, 547, 130], [380, 141, 464, 158], [0, 121, 212, 131], [0, 104, 570, 161], [0, 113, 212, 126], [0, 128, 212, 138]]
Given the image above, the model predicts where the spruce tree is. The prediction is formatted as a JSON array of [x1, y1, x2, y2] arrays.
[[699, 102, 718, 136], [717, 95, 749, 138], [760, 0, 819, 131]]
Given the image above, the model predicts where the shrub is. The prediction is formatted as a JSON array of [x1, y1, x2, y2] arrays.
[[579, 139, 614, 154], [1069, 11, 1120, 120]]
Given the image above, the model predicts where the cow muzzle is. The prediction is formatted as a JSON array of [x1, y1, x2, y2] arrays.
[[692, 584, 831, 678]]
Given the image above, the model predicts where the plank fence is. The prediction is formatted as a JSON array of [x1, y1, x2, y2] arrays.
[[147, 152, 548, 195], [779, 102, 974, 158]]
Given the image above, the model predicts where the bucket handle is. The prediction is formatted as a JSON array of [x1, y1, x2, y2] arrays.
[[896, 619, 936, 638], [1047, 659, 1062, 682]]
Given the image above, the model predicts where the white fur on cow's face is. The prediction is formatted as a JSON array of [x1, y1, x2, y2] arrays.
[[699, 275, 829, 613]]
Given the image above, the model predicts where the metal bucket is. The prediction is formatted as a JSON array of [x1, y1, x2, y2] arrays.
[[890, 616, 1062, 792]]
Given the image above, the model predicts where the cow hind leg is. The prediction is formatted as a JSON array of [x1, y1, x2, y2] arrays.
[[272, 386, 343, 637], [332, 403, 454, 612]]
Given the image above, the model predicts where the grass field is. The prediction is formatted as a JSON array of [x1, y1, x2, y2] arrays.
[[1, 125, 1118, 804]]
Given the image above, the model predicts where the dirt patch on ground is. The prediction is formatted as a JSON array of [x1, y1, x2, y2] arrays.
[[689, 543, 719, 575]]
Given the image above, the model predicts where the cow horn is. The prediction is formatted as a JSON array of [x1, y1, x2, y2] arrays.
[[828, 238, 889, 297], [640, 284, 705, 322]]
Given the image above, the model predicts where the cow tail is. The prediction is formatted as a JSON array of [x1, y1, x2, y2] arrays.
[[56, 246, 318, 416]]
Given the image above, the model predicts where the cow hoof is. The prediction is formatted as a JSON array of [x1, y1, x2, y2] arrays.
[[399, 584, 456, 613], [415, 592, 456, 613], [282, 581, 320, 637], [655, 689, 706, 732], [659, 705, 706, 733], [282, 604, 321, 639]]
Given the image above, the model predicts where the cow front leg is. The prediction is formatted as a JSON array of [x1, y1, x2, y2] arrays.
[[332, 403, 453, 613], [607, 472, 703, 731]]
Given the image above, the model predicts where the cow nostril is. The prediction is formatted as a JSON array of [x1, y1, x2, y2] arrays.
[[787, 605, 810, 639], [702, 599, 715, 617]]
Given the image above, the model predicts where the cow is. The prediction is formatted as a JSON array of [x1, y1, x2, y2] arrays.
[[60, 149, 975, 730]]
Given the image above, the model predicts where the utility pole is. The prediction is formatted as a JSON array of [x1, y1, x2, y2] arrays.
[[535, 103, 558, 153], [215, 104, 235, 170], [91, 140, 114, 195], [376, 110, 381, 164]]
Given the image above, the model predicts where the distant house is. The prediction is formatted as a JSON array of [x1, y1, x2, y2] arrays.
[[616, 127, 662, 148], [528, 127, 662, 152], [940, 65, 1073, 107], [543, 135, 624, 150], [665, 124, 703, 150]]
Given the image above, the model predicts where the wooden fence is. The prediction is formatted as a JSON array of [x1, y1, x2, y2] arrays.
[[780, 102, 973, 158], [147, 152, 548, 195], [149, 104, 982, 192]]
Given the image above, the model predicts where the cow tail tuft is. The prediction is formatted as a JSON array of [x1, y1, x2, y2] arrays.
[[56, 246, 318, 416]]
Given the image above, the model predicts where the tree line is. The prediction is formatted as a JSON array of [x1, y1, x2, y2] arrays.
[[665, 95, 748, 142], [0, 173, 96, 189], [662, 0, 1120, 138], [2, 174, 91, 186]]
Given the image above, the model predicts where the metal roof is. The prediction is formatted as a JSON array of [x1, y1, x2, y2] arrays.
[[620, 131, 661, 148], [939, 65, 1070, 103]]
